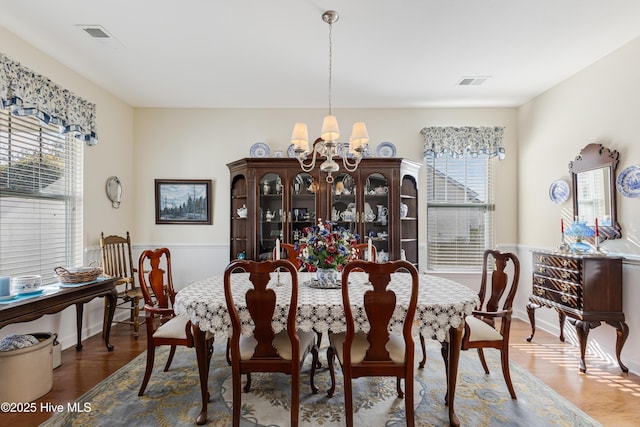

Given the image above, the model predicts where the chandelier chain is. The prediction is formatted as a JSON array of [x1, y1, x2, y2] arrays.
[[327, 20, 333, 116]]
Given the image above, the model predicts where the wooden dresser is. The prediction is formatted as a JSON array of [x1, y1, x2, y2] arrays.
[[526, 250, 628, 373]]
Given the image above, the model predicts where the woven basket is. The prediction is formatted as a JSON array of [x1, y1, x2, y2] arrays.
[[55, 266, 102, 284]]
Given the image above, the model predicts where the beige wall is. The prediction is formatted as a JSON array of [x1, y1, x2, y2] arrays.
[[517, 36, 640, 373]]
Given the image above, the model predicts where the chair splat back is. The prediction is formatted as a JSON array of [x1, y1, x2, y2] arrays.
[[478, 250, 520, 323], [138, 248, 175, 312]]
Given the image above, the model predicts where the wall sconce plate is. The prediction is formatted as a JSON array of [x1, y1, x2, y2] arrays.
[[106, 176, 122, 208]]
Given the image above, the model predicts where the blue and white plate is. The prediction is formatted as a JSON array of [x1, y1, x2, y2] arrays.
[[549, 179, 570, 204], [616, 165, 640, 198], [287, 143, 297, 158], [376, 142, 396, 158], [250, 142, 270, 158], [336, 142, 354, 158]]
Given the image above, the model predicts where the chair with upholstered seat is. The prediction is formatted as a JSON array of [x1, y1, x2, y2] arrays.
[[224, 259, 319, 427], [137, 247, 214, 396], [327, 260, 419, 427], [100, 231, 144, 338], [443, 249, 520, 399]]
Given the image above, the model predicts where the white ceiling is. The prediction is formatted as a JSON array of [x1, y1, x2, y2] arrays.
[[2, 0, 640, 109]]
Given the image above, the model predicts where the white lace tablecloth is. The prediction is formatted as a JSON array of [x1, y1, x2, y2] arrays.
[[174, 272, 479, 343]]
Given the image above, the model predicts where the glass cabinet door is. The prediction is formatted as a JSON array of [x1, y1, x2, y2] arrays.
[[364, 172, 389, 261], [331, 172, 357, 233], [290, 172, 316, 244], [259, 173, 283, 260]]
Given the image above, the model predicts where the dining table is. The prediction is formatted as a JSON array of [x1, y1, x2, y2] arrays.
[[174, 271, 479, 426]]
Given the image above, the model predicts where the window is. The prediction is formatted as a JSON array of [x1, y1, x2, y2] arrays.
[[0, 110, 83, 284], [425, 155, 494, 270]]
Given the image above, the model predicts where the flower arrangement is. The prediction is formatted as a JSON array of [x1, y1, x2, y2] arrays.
[[297, 220, 359, 272]]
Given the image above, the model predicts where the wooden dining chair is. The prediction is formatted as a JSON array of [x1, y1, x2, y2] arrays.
[[352, 242, 377, 262], [327, 260, 419, 427], [224, 259, 319, 427], [137, 247, 214, 396], [273, 242, 302, 269], [443, 249, 520, 399], [100, 231, 144, 338]]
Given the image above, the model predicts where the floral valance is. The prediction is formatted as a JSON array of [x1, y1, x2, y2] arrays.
[[420, 126, 505, 160], [0, 53, 98, 146]]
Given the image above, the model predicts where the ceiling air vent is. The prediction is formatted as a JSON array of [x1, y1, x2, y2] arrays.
[[79, 25, 111, 39], [76, 25, 124, 48], [457, 76, 490, 86]]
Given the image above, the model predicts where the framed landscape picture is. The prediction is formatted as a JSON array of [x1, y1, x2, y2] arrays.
[[155, 179, 212, 224]]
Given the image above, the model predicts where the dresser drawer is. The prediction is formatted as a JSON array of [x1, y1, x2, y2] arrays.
[[533, 274, 580, 297], [532, 285, 581, 310], [534, 253, 580, 270], [533, 264, 580, 283]]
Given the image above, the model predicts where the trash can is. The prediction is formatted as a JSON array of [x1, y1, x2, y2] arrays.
[[0, 332, 54, 402]]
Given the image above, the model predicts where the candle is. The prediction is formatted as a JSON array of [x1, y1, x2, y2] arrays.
[[275, 238, 280, 260], [595, 218, 599, 237], [561, 218, 564, 234], [367, 238, 373, 262]]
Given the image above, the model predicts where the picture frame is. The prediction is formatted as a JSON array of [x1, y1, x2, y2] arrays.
[[155, 179, 212, 224]]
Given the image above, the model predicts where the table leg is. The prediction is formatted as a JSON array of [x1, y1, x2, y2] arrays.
[[447, 321, 464, 427], [103, 288, 117, 351], [525, 300, 538, 342], [572, 319, 600, 373], [556, 309, 566, 342], [193, 322, 210, 425], [606, 320, 629, 373], [75, 303, 84, 351]]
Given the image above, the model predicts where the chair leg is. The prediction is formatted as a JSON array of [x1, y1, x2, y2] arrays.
[[164, 345, 177, 371], [315, 330, 323, 368], [344, 371, 354, 427], [396, 377, 404, 398], [291, 368, 300, 427], [477, 348, 490, 374], [326, 346, 337, 397], [500, 347, 517, 399], [418, 333, 427, 369], [231, 367, 242, 427], [309, 346, 319, 394], [132, 297, 140, 339], [138, 344, 156, 396], [244, 373, 252, 392], [102, 299, 110, 338], [405, 372, 415, 427]]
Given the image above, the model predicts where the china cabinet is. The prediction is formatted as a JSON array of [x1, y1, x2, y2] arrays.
[[227, 157, 420, 268]]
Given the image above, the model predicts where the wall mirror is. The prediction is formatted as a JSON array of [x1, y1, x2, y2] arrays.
[[569, 143, 621, 240]]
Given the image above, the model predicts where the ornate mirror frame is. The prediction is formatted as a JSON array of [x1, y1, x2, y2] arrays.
[[569, 143, 621, 241]]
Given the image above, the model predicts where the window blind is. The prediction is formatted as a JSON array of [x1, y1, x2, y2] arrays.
[[0, 109, 83, 284], [425, 156, 494, 270]]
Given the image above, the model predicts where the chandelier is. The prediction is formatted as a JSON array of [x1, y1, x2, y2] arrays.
[[291, 10, 368, 183]]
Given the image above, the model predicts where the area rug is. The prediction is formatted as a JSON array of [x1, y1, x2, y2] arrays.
[[41, 342, 601, 427]]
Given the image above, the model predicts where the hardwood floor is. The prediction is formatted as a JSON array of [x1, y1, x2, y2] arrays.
[[2, 319, 638, 426]]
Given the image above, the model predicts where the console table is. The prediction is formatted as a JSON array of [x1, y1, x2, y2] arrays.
[[0, 278, 119, 351], [526, 250, 628, 373]]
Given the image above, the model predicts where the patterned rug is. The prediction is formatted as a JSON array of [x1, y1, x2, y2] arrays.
[[41, 342, 601, 427]]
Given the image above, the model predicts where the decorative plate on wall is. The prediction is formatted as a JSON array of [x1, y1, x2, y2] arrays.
[[249, 142, 270, 158], [616, 165, 640, 198], [549, 179, 570, 204], [376, 142, 396, 158]]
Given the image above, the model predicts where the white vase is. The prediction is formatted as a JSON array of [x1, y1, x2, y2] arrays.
[[316, 268, 339, 288]]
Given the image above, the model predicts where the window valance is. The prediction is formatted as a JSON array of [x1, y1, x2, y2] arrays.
[[420, 126, 504, 160], [0, 53, 98, 145]]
